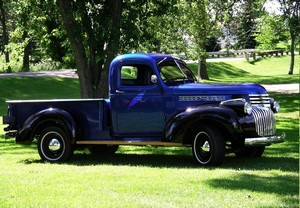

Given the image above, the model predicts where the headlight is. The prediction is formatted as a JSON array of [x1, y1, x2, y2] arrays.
[[272, 101, 280, 113], [244, 102, 253, 115]]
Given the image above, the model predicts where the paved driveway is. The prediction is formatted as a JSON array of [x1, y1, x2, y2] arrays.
[[0, 69, 78, 79], [262, 84, 299, 94]]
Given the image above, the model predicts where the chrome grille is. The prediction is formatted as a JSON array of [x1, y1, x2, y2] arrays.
[[252, 107, 276, 136], [249, 94, 271, 108]]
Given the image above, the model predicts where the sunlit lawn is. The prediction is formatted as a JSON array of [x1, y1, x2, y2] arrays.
[[191, 55, 300, 84], [0, 55, 298, 207]]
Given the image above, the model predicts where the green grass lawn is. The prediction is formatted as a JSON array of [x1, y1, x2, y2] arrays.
[[191, 55, 300, 84], [0, 77, 80, 115], [0, 55, 299, 207]]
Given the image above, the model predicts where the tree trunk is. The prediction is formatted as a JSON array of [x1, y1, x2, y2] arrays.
[[56, 0, 93, 98], [57, 0, 122, 99], [98, 0, 123, 98], [22, 31, 31, 72], [198, 57, 209, 80], [288, 31, 295, 75], [197, 38, 209, 80], [0, 0, 11, 72]]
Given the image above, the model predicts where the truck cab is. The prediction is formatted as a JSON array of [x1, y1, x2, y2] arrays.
[[108, 53, 284, 164]]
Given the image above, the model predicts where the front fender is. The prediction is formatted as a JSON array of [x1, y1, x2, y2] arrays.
[[16, 108, 76, 144], [164, 105, 242, 143]]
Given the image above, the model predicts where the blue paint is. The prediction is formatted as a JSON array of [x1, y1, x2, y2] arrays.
[[129, 92, 145, 108]]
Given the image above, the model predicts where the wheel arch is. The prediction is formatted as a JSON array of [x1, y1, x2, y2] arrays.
[[183, 118, 233, 145], [16, 108, 76, 144], [164, 106, 241, 145]]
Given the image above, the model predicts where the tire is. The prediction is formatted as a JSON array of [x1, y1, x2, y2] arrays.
[[192, 126, 225, 166], [38, 126, 74, 162], [89, 145, 119, 155], [235, 146, 265, 158]]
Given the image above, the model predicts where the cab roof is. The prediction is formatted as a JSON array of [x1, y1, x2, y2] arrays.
[[114, 53, 178, 64]]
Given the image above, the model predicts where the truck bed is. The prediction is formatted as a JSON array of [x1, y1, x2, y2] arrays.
[[6, 99, 111, 141]]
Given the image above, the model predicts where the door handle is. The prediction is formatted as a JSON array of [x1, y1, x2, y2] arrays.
[[116, 90, 125, 94]]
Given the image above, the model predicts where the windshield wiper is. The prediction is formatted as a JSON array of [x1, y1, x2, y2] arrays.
[[157, 57, 167, 66], [174, 60, 188, 79], [176, 60, 198, 82]]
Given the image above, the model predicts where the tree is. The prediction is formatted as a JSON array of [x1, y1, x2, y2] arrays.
[[255, 14, 289, 50], [231, 0, 266, 49], [56, 0, 183, 98], [184, 0, 210, 79], [56, 0, 122, 98], [0, 0, 11, 72], [0, 0, 72, 73], [278, 0, 300, 75], [206, 37, 221, 52], [118, 0, 186, 55], [14, 0, 32, 72], [178, 0, 236, 80], [30, 0, 70, 65]]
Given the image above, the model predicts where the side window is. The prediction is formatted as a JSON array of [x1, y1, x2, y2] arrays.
[[121, 66, 138, 80], [120, 64, 155, 87]]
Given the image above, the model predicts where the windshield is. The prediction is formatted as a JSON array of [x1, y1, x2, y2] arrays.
[[157, 59, 197, 85]]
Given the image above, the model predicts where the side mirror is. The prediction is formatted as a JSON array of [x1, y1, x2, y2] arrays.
[[151, 75, 158, 84]]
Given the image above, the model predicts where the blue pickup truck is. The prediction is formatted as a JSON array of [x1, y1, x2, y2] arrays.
[[3, 53, 285, 166]]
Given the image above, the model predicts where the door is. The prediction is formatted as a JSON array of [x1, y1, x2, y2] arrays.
[[110, 63, 165, 138]]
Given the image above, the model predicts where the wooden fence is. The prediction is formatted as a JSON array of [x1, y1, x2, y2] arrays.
[[207, 49, 288, 60]]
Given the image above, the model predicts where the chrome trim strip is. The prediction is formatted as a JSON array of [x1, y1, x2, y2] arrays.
[[245, 133, 285, 146], [6, 99, 103, 103], [249, 94, 271, 107], [76, 140, 185, 147], [179, 95, 225, 102], [249, 94, 269, 96], [220, 98, 246, 105], [252, 107, 276, 136]]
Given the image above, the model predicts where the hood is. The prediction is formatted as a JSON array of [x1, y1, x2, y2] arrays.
[[172, 83, 267, 95]]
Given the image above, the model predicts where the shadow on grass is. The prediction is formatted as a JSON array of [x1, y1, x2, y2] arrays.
[[1, 135, 296, 172], [189, 62, 254, 82], [0, 139, 36, 155], [207, 62, 252, 80], [188, 62, 299, 84], [205, 172, 299, 206], [19, 148, 299, 173], [248, 57, 264, 64], [0, 77, 80, 115], [271, 93, 299, 113]]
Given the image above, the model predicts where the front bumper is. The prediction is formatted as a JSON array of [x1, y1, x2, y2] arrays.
[[245, 133, 285, 146]]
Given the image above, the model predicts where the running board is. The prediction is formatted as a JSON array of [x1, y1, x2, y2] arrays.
[[76, 140, 185, 147]]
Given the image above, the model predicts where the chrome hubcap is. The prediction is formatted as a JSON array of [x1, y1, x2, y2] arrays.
[[201, 141, 210, 153], [48, 138, 61, 151]]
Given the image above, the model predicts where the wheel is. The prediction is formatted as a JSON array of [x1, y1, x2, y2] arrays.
[[89, 145, 119, 155], [235, 146, 265, 158], [38, 126, 73, 162], [192, 126, 225, 166]]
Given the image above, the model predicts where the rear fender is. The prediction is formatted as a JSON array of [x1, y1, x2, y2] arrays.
[[164, 106, 241, 144], [16, 108, 76, 144]]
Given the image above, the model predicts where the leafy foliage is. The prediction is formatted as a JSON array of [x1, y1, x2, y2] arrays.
[[255, 14, 289, 50], [0, 0, 298, 91], [121, 0, 185, 54], [176, 0, 237, 79], [277, 0, 300, 74]]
